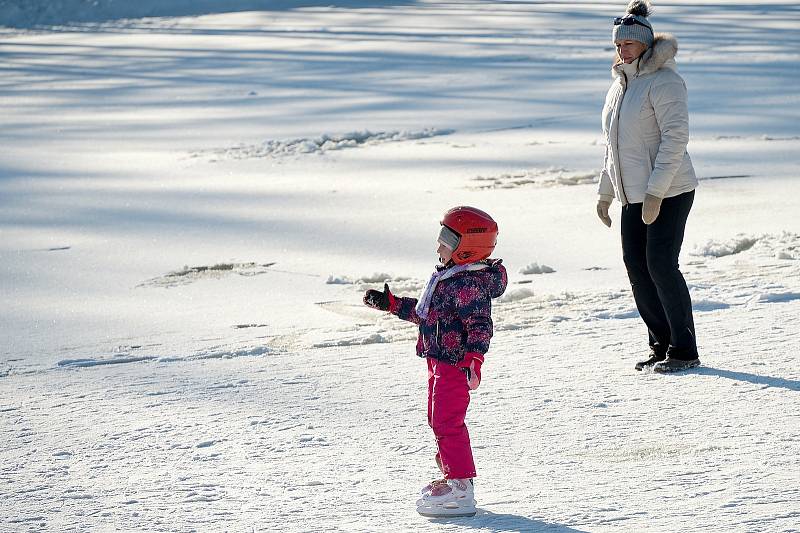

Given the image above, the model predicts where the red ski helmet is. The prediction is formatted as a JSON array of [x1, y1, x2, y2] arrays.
[[438, 206, 498, 265]]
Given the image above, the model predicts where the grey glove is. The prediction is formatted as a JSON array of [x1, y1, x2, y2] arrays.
[[642, 194, 662, 225], [596, 200, 612, 228]]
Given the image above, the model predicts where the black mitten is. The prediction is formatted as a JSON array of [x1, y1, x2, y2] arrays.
[[363, 283, 394, 311]]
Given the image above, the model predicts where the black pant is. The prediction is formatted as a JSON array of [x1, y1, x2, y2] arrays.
[[621, 190, 697, 359]]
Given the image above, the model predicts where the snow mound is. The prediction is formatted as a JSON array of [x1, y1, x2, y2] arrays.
[[498, 287, 535, 303], [692, 299, 731, 312], [519, 262, 555, 275], [693, 235, 759, 257], [202, 128, 453, 160], [312, 332, 389, 348], [751, 292, 800, 304], [470, 167, 598, 190], [693, 232, 800, 260], [186, 345, 273, 360], [327, 272, 395, 285], [58, 355, 156, 368], [327, 274, 423, 294], [139, 262, 275, 288], [771, 231, 800, 260], [592, 309, 640, 320]]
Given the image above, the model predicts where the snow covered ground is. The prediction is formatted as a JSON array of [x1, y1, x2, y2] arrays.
[[1, 1, 799, 531]]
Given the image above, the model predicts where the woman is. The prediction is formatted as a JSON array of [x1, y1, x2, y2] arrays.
[[596, 0, 700, 373]]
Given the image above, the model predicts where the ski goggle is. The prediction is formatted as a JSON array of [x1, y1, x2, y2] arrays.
[[438, 225, 461, 251], [613, 16, 653, 34]]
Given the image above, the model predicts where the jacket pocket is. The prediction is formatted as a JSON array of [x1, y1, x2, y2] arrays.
[[420, 321, 440, 357]]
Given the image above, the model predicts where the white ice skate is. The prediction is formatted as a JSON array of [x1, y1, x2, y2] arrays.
[[420, 477, 447, 496], [420, 454, 447, 496], [416, 478, 476, 518]]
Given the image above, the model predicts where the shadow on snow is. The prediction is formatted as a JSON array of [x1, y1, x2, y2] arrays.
[[0, 0, 419, 29], [691, 367, 800, 392], [426, 509, 590, 532]]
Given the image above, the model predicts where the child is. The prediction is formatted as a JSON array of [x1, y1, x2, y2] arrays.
[[363, 206, 507, 518]]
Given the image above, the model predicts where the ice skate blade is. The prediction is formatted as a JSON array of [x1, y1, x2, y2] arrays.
[[417, 509, 476, 518], [416, 499, 477, 518]]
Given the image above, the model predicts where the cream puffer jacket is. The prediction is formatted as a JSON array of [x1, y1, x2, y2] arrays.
[[598, 33, 698, 205]]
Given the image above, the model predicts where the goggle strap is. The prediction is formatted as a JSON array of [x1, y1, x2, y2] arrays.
[[613, 16, 653, 34]]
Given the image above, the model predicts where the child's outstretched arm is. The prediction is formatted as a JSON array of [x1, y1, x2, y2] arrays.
[[362, 283, 421, 324]]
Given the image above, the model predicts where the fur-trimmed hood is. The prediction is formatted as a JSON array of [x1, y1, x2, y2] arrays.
[[613, 33, 678, 78]]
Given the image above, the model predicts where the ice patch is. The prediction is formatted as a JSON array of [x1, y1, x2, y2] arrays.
[[315, 301, 376, 321], [520, 262, 555, 275], [693, 235, 758, 257], [200, 128, 453, 160]]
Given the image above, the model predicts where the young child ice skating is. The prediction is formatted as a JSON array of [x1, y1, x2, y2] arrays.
[[363, 206, 507, 518]]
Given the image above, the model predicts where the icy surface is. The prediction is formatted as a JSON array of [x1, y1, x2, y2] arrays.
[[1, 1, 799, 532]]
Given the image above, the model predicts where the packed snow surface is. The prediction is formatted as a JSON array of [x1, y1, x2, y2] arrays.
[[1, 1, 799, 532]]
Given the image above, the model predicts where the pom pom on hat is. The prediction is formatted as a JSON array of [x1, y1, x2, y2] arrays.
[[626, 0, 651, 18]]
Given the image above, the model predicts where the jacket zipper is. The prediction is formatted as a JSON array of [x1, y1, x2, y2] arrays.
[[614, 80, 630, 205]]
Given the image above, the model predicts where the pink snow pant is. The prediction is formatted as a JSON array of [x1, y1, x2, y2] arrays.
[[427, 357, 476, 479]]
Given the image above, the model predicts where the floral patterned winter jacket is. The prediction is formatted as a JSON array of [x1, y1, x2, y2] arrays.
[[391, 259, 507, 364]]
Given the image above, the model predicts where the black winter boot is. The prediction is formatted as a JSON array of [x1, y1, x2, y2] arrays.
[[653, 357, 701, 373], [635, 349, 667, 371]]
